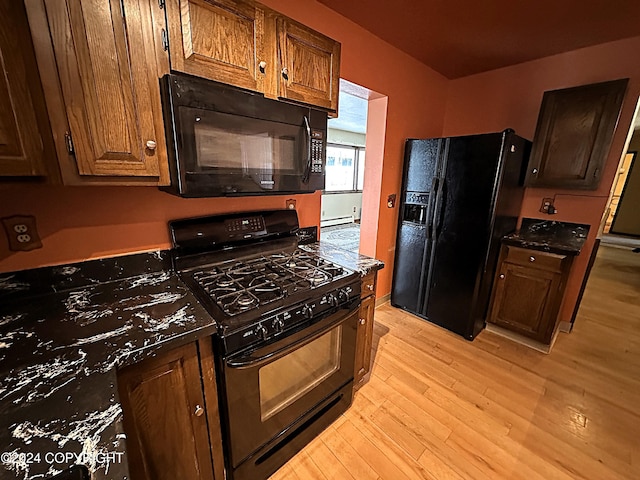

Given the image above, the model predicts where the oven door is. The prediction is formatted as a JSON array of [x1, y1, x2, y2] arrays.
[[221, 304, 358, 472]]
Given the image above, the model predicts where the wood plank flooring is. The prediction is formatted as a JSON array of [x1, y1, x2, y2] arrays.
[[269, 245, 640, 479]]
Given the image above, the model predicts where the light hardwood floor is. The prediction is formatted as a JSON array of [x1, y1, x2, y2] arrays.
[[270, 245, 640, 479]]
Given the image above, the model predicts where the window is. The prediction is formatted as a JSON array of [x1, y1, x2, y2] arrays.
[[325, 144, 365, 192]]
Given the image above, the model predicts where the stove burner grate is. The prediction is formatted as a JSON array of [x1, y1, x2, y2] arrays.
[[191, 249, 349, 316]]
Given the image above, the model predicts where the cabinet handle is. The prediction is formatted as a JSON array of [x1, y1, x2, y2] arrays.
[[531, 168, 538, 174], [359, 318, 366, 325], [367, 284, 374, 291], [529, 256, 536, 262], [145, 140, 157, 150], [282, 67, 289, 80], [259, 61, 266, 74], [499, 274, 505, 279], [194, 405, 204, 417]]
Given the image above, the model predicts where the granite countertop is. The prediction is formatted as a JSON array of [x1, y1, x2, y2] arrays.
[[0, 241, 384, 480], [0, 251, 217, 480], [300, 241, 385, 275], [502, 218, 590, 256]]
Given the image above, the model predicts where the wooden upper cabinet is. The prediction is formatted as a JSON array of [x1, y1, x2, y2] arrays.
[[277, 18, 340, 112], [0, 1, 53, 177], [525, 79, 628, 190], [165, 0, 340, 112], [38, 0, 169, 182], [166, 0, 266, 92]]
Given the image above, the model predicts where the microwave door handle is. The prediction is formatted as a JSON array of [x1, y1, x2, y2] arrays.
[[302, 115, 312, 183]]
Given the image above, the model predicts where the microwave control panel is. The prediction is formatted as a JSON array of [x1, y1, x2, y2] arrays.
[[310, 130, 325, 174]]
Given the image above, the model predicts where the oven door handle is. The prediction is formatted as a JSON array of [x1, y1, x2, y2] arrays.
[[302, 115, 312, 183], [226, 303, 358, 369]]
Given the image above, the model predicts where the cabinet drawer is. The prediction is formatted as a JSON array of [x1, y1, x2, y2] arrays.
[[505, 246, 566, 272], [361, 272, 376, 298]]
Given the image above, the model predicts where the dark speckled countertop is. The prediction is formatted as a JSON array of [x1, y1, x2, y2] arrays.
[[0, 242, 383, 480], [301, 241, 385, 275], [502, 218, 590, 256], [0, 251, 217, 480]]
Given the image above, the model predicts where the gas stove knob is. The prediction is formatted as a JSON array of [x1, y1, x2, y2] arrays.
[[302, 304, 314, 319], [327, 293, 339, 307], [272, 318, 285, 332], [337, 288, 350, 303], [255, 324, 268, 340]]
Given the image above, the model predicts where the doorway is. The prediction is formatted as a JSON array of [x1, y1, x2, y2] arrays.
[[319, 80, 373, 253], [601, 112, 640, 248]]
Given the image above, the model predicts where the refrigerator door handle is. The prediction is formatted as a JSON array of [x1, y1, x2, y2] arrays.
[[434, 179, 446, 237], [426, 177, 439, 239]]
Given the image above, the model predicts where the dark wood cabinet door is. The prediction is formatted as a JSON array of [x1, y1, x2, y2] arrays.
[[118, 342, 215, 480], [277, 17, 340, 112], [355, 294, 375, 386], [526, 79, 628, 189], [489, 262, 561, 343], [42, 0, 169, 181], [166, 0, 267, 92], [0, 1, 52, 177]]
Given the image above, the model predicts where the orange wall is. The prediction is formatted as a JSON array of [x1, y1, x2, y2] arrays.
[[0, 186, 322, 271], [260, 0, 449, 296], [0, 0, 448, 296], [443, 35, 640, 323]]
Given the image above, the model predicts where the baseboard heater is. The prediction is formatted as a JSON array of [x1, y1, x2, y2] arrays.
[[320, 215, 354, 228]]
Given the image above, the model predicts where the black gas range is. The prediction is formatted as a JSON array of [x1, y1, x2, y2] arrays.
[[170, 210, 360, 480]]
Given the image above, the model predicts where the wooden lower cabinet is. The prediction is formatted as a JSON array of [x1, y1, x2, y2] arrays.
[[355, 272, 377, 388], [117, 339, 224, 480], [488, 245, 573, 345]]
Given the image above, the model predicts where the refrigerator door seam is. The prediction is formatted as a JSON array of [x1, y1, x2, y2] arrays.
[[421, 138, 450, 315]]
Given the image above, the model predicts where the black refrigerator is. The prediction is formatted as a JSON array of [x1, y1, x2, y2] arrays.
[[391, 129, 530, 340]]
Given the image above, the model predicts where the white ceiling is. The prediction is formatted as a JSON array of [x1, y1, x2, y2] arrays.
[[328, 91, 368, 135]]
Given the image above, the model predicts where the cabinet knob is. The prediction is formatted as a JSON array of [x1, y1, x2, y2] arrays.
[[530, 256, 536, 262], [359, 318, 366, 325], [499, 274, 505, 279], [145, 140, 157, 150], [258, 60, 266, 73], [367, 284, 374, 291], [531, 168, 538, 174], [194, 405, 204, 417], [282, 67, 289, 80]]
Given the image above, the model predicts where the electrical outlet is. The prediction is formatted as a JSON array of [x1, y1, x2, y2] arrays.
[[539, 197, 557, 215], [1, 215, 42, 251]]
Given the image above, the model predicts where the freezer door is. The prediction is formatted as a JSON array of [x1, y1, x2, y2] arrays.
[[391, 139, 443, 313], [391, 221, 431, 313], [423, 132, 507, 339], [403, 139, 442, 192]]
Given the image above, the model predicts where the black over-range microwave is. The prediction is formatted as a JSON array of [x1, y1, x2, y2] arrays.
[[160, 73, 328, 197]]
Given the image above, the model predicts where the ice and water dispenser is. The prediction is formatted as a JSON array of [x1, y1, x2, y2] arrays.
[[402, 193, 430, 225]]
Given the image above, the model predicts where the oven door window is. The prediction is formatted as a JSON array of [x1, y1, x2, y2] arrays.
[[259, 327, 342, 421], [180, 107, 306, 181]]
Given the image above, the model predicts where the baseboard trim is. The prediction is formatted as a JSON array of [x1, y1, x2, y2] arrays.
[[320, 216, 355, 228], [558, 321, 572, 333], [375, 294, 390, 307], [485, 323, 558, 354]]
